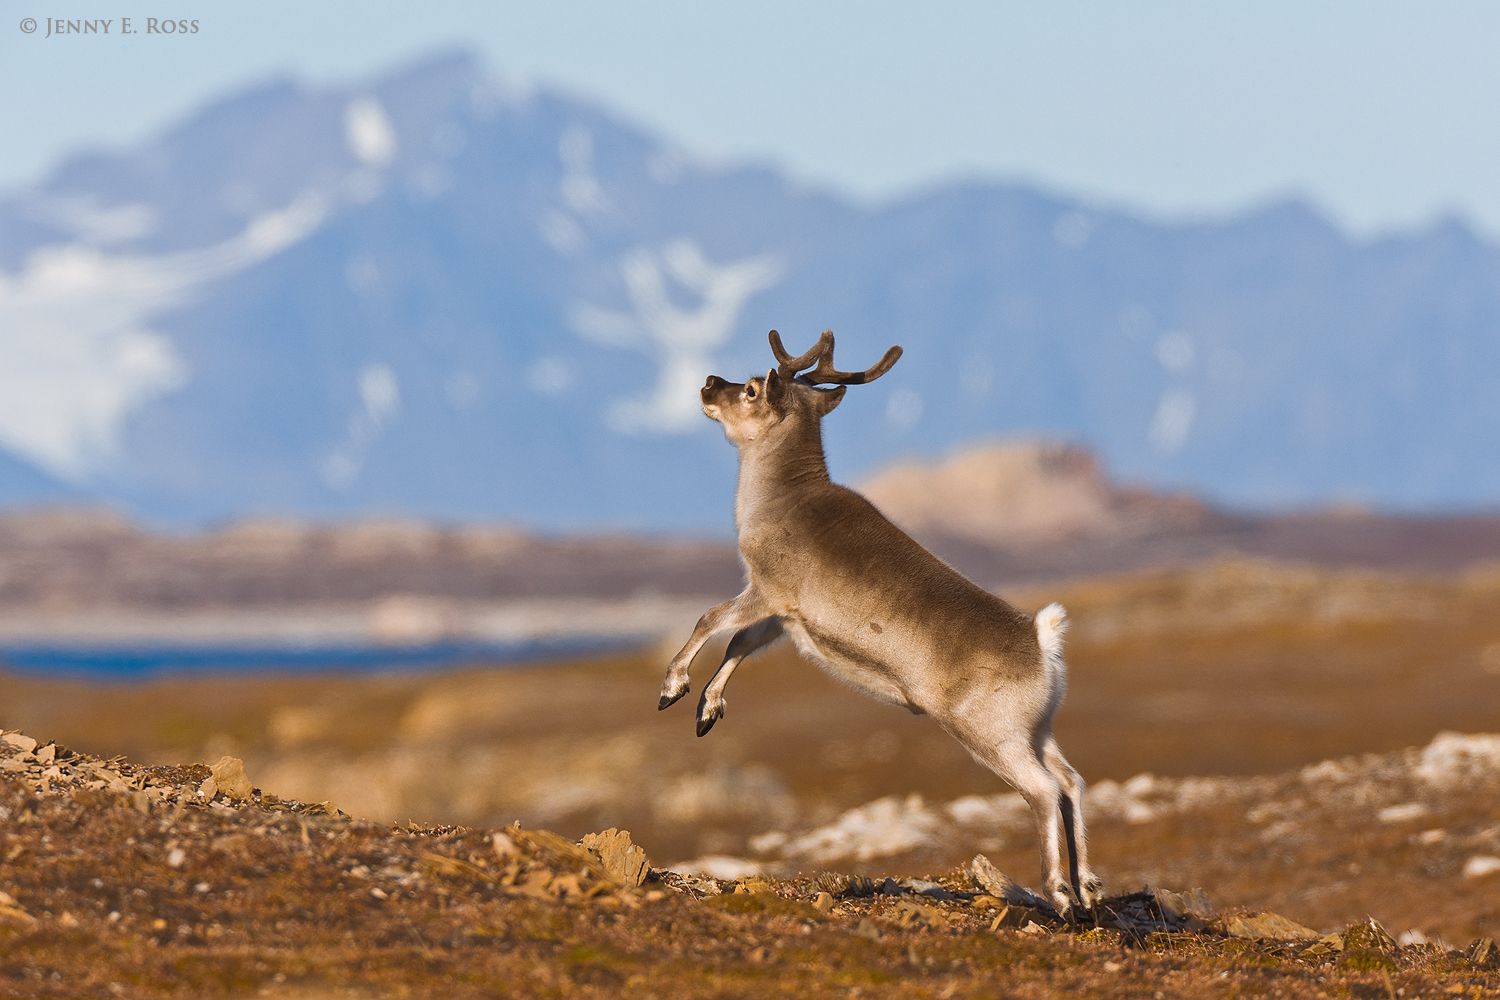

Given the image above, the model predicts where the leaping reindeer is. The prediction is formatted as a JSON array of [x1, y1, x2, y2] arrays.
[[657, 330, 1102, 913]]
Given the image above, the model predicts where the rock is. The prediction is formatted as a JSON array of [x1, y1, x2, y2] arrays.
[[990, 904, 1047, 931], [0, 891, 35, 925], [34, 743, 56, 765], [580, 828, 650, 887], [1467, 936, 1498, 969], [1303, 933, 1346, 959], [902, 878, 956, 899], [1342, 917, 1397, 955], [209, 756, 254, 801], [1152, 893, 1188, 923], [1218, 911, 1320, 941], [732, 876, 776, 896], [1, 732, 38, 755], [1376, 801, 1429, 824], [970, 894, 1004, 911], [491, 831, 518, 860], [198, 777, 219, 801], [1340, 918, 1398, 971], [812, 891, 835, 914], [1462, 855, 1500, 879], [1179, 887, 1213, 917], [968, 854, 1043, 907], [1338, 917, 1392, 965], [664, 872, 725, 898], [671, 855, 761, 881], [1151, 887, 1213, 924], [891, 899, 948, 929]]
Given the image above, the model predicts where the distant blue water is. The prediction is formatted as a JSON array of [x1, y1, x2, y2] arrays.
[[0, 636, 639, 679]]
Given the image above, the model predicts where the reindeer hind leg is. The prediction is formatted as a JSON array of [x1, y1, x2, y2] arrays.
[[978, 734, 1073, 916], [1043, 736, 1102, 908]]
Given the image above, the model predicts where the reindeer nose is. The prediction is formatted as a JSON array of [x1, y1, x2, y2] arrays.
[[703, 375, 725, 390]]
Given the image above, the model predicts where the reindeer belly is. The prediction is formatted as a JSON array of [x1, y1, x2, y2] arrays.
[[781, 617, 922, 712]]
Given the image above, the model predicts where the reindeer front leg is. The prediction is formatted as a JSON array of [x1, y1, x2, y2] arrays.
[[657, 588, 767, 710], [695, 616, 783, 736]]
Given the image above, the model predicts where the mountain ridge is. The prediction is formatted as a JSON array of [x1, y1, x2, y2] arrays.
[[2, 49, 1498, 532]]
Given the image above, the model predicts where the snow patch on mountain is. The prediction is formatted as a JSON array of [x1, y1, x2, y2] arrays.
[[345, 98, 398, 167], [0, 195, 327, 478], [571, 239, 784, 434], [322, 363, 402, 490], [558, 126, 609, 218], [538, 212, 585, 255], [1148, 389, 1196, 453], [24, 196, 160, 246], [526, 357, 574, 396]]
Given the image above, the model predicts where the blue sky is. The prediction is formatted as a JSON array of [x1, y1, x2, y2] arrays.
[[3, 1, 1499, 236]]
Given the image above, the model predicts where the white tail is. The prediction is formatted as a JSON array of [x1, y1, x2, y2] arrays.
[[1035, 602, 1069, 673], [1035, 601, 1070, 709]]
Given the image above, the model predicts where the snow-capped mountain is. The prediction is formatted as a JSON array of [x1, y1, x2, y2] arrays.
[[2, 49, 1498, 532]]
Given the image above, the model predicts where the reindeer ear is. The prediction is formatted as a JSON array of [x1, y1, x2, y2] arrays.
[[764, 368, 788, 408], [811, 385, 846, 415]]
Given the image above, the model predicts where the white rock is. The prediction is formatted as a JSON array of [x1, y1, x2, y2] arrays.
[[1415, 732, 1500, 788], [782, 794, 940, 863], [1462, 855, 1500, 880], [1377, 802, 1429, 824], [491, 831, 518, 859], [946, 793, 1026, 827], [747, 830, 787, 855], [670, 855, 762, 880]]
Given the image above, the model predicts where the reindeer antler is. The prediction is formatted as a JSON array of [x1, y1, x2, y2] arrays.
[[769, 329, 831, 375], [768, 329, 903, 385]]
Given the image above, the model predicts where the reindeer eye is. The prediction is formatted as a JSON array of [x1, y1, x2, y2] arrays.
[[744, 381, 759, 400]]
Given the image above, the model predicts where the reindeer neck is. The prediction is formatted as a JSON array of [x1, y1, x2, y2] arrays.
[[734, 416, 831, 527]]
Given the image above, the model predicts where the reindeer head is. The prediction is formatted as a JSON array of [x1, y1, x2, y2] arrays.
[[700, 330, 902, 446]]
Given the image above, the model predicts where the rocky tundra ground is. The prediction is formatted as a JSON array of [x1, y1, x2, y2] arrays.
[[1, 728, 1498, 998], [3, 557, 1500, 995]]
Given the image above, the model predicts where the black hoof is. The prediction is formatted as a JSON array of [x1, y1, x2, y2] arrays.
[[696, 712, 720, 737], [658, 688, 688, 711]]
